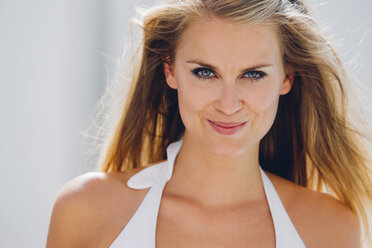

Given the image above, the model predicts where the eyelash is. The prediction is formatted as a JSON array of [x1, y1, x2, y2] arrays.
[[191, 68, 267, 82]]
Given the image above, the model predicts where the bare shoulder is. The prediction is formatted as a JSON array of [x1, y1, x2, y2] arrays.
[[266, 172, 361, 248], [46, 166, 151, 248]]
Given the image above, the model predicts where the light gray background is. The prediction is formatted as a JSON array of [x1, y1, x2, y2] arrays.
[[0, 0, 371, 247]]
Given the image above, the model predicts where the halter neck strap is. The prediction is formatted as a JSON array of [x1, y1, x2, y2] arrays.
[[127, 137, 183, 189]]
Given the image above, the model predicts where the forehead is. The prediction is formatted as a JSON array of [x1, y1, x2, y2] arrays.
[[176, 17, 282, 66]]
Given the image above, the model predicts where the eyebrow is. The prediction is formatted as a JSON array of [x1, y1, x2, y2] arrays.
[[186, 59, 273, 73]]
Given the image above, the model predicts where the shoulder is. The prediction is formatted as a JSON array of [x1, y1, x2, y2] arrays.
[[51, 168, 145, 213], [46, 166, 151, 247], [266, 172, 361, 248]]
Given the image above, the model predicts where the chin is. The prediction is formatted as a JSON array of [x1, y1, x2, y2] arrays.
[[205, 137, 255, 158]]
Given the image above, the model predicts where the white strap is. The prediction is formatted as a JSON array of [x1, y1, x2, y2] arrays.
[[260, 168, 306, 247]]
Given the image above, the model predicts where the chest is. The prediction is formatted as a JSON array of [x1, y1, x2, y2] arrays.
[[155, 195, 276, 248]]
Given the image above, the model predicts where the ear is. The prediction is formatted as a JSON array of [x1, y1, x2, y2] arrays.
[[280, 68, 295, 95], [163, 61, 177, 89]]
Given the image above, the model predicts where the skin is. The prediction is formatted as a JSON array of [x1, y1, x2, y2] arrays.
[[162, 16, 293, 208], [46, 17, 361, 248]]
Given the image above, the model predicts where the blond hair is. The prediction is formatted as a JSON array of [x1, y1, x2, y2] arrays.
[[88, 0, 372, 244]]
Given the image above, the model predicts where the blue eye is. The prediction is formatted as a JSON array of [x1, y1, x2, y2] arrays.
[[192, 68, 216, 80], [243, 71, 266, 81], [191, 68, 266, 82]]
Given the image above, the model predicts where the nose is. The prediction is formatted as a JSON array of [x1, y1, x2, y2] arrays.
[[214, 83, 243, 115]]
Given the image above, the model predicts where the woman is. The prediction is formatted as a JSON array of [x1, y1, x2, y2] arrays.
[[46, 0, 372, 247]]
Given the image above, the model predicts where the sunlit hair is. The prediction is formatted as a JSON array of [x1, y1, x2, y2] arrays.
[[89, 0, 372, 244]]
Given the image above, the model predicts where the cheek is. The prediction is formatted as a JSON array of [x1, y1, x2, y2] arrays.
[[174, 75, 212, 126], [175, 68, 218, 109], [242, 79, 281, 114], [243, 79, 281, 137], [177, 90, 197, 121]]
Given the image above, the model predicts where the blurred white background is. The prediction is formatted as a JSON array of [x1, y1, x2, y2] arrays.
[[0, 0, 371, 247]]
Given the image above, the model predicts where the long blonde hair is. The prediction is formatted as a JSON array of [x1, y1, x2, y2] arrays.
[[89, 0, 372, 243]]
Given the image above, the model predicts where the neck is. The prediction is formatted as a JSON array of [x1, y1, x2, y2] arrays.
[[164, 133, 265, 208]]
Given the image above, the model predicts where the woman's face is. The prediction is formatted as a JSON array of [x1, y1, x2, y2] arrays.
[[164, 17, 293, 157]]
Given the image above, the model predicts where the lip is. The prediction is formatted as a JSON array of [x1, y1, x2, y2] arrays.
[[208, 120, 246, 135]]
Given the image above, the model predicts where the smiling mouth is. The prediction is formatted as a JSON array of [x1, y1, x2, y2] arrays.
[[208, 120, 247, 135]]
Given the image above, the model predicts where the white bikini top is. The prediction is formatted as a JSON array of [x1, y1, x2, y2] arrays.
[[110, 138, 306, 248]]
